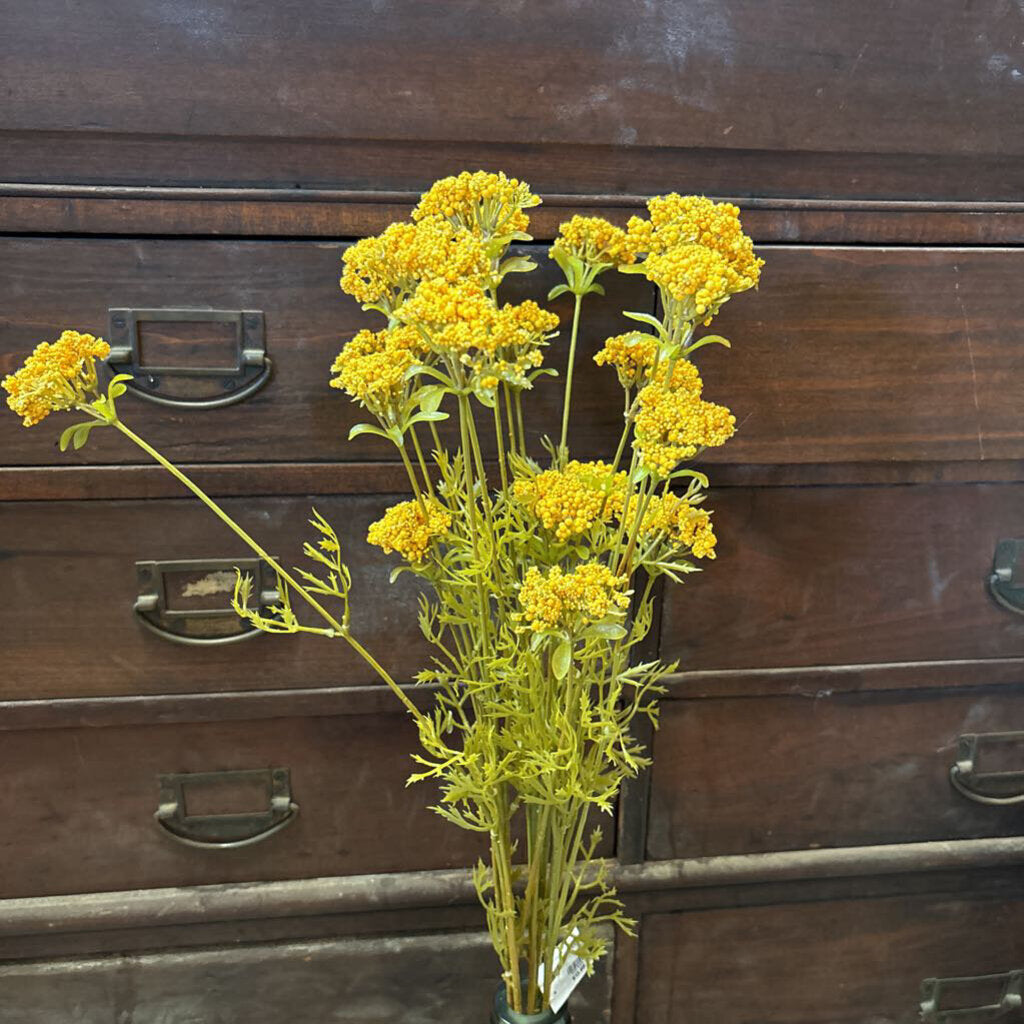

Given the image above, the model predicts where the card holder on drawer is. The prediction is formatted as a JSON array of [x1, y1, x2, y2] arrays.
[[920, 969, 1023, 1023], [135, 557, 278, 645], [107, 307, 271, 409], [951, 732, 1024, 807]]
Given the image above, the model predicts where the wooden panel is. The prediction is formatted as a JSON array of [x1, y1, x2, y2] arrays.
[[0, 712, 476, 898], [661, 483, 1024, 672], [648, 685, 1024, 860], [3, 243, 1023, 476], [0, 930, 612, 1024], [0, 494, 430, 698], [0, 237, 641, 468], [2, 1, 1022, 199], [637, 892, 1024, 1023]]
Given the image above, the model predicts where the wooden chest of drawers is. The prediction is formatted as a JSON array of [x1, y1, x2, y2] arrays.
[[3, 2, 1023, 1021]]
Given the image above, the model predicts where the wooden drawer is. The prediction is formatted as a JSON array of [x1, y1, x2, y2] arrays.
[[0, 237, 641, 468], [648, 684, 1024, 860], [661, 483, 1024, 672], [636, 890, 1024, 1023], [3, 2, 1019, 200], [0, 493, 428, 699], [0, 929, 612, 1023], [0, 710, 481, 899]]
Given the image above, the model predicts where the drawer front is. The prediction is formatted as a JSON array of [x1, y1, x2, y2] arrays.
[[648, 685, 1024, 859], [0, 494, 428, 699], [0, 237, 642, 468], [661, 483, 1024, 672], [1, 713, 478, 898], [3, 243, 1023, 474], [3, 2, 1019, 199], [0, 930, 612, 1024], [637, 892, 1024, 1023]]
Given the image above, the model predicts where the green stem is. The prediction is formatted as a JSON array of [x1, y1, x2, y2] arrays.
[[409, 425, 436, 499], [558, 291, 584, 459], [109, 417, 426, 726]]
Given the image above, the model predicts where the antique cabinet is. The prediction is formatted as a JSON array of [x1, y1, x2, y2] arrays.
[[2, 3, 1023, 1021]]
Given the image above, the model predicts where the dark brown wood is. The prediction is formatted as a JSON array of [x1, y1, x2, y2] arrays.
[[4, 243, 1024, 475], [4, 187, 1024, 244], [0, 237, 646, 468], [0, 712, 494, 899], [661, 483, 1024, 673], [647, 684, 1024, 859], [636, 891, 1024, 1023], [2, 2, 1022, 200], [7, 457, 1024, 504], [0, 494, 433, 698], [0, 930, 613, 1024]]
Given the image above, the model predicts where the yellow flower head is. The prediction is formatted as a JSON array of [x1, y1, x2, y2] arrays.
[[330, 325, 424, 417], [3, 330, 110, 427], [367, 498, 452, 564], [632, 360, 735, 477], [466, 300, 560, 389], [550, 215, 640, 268], [513, 460, 627, 542], [517, 563, 631, 633], [628, 194, 763, 302], [340, 216, 488, 311], [593, 332, 659, 389], [397, 279, 498, 357], [642, 244, 733, 318], [622, 492, 718, 559], [413, 171, 540, 237]]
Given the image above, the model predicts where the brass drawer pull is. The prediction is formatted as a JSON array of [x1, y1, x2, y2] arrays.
[[107, 308, 272, 409], [155, 768, 298, 850], [950, 733, 1024, 806], [921, 970, 1023, 1022], [134, 557, 278, 646], [988, 539, 1024, 616]]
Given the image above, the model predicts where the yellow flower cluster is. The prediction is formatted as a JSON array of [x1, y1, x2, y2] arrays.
[[513, 460, 627, 541], [627, 195, 763, 323], [413, 171, 540, 237], [593, 332, 659, 389], [398, 279, 496, 353], [551, 216, 640, 268], [622, 492, 718, 559], [329, 325, 423, 416], [3, 330, 110, 427], [466, 300, 560, 388], [632, 360, 735, 477], [518, 563, 630, 633], [367, 498, 452, 563], [642, 244, 732, 317], [340, 217, 488, 310]]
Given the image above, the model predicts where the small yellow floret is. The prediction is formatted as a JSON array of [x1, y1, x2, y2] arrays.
[[513, 461, 627, 542], [330, 325, 423, 417], [551, 215, 639, 268], [593, 332, 659, 389], [622, 492, 718, 559], [413, 171, 540, 236]]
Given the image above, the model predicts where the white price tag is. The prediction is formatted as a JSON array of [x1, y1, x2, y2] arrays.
[[537, 927, 587, 1013]]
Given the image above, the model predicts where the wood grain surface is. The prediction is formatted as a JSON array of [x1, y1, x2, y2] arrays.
[[647, 684, 1024, 859], [2, 1, 1022, 199], [661, 483, 1024, 672]]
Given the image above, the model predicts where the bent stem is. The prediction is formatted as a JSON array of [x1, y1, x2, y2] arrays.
[[108, 416, 426, 726]]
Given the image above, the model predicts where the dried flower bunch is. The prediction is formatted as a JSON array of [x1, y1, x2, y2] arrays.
[[4, 171, 762, 1017]]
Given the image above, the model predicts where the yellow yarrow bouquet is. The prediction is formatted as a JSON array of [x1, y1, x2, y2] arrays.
[[4, 171, 762, 1022]]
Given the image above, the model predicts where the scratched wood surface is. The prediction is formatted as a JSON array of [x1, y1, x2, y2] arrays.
[[647, 684, 1024, 859], [0, 931, 613, 1024], [636, 891, 1024, 1023], [2, 1, 1022, 199]]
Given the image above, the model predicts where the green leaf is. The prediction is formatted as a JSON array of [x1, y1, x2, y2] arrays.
[[623, 311, 667, 337], [71, 424, 94, 450], [584, 281, 606, 297], [617, 263, 648, 275], [418, 385, 446, 415], [547, 283, 571, 301], [590, 622, 627, 640], [348, 422, 391, 442], [552, 638, 572, 680], [389, 565, 409, 584], [684, 334, 731, 356], [498, 255, 537, 276], [58, 423, 81, 452]]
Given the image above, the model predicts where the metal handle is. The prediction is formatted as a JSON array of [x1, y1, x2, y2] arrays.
[[921, 970, 1024, 1022], [950, 732, 1024, 806], [134, 558, 278, 646], [989, 539, 1024, 616], [107, 308, 271, 409], [155, 768, 297, 850]]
